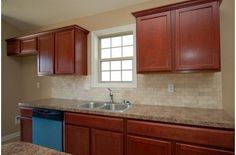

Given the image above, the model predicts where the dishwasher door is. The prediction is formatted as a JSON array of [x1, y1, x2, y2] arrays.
[[32, 108, 63, 151]]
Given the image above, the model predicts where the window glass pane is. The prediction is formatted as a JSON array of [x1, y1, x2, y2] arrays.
[[111, 71, 121, 81], [101, 71, 110, 81], [122, 60, 132, 70], [101, 61, 110, 71], [123, 46, 133, 57], [111, 47, 122, 58], [111, 61, 121, 70], [122, 71, 132, 81], [101, 38, 110, 48], [111, 36, 121, 47], [101, 49, 110, 59], [123, 35, 133, 46]]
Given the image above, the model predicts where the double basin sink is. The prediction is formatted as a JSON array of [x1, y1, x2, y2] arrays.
[[79, 102, 130, 112]]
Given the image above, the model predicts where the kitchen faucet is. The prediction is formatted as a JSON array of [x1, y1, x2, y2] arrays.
[[108, 88, 114, 103]]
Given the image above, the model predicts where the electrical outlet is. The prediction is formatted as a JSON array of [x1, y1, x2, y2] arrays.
[[168, 84, 174, 93], [36, 82, 40, 88], [15, 115, 20, 124]]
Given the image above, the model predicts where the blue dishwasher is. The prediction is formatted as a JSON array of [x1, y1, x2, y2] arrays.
[[32, 108, 63, 151]]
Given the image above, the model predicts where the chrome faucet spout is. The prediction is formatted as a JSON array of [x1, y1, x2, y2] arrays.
[[107, 88, 114, 103]]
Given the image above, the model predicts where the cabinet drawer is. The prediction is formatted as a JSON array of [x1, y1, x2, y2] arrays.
[[176, 143, 234, 155], [21, 37, 37, 54], [127, 120, 234, 149], [20, 108, 32, 118], [65, 112, 124, 132]]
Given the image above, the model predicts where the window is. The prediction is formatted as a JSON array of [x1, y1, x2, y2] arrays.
[[91, 24, 137, 88], [100, 33, 134, 82]]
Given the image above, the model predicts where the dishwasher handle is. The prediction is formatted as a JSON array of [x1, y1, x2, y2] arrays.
[[33, 108, 63, 121]]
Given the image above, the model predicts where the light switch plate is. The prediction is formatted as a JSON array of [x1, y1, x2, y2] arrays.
[[168, 84, 174, 93]]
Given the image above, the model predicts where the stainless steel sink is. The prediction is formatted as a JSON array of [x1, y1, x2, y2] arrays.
[[100, 104, 130, 112], [79, 102, 105, 109], [79, 102, 131, 112]]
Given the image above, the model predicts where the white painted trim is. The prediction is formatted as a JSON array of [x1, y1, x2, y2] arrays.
[[91, 24, 137, 88], [2, 132, 20, 142]]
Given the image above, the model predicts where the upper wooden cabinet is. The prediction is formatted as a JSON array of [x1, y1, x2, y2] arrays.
[[6, 40, 20, 56], [21, 37, 37, 54], [55, 28, 75, 74], [137, 11, 172, 72], [37, 33, 55, 75], [132, 0, 221, 73], [6, 25, 89, 75]]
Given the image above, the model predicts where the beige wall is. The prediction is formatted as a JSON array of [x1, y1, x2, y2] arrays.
[[2, 21, 22, 136], [220, 0, 235, 117]]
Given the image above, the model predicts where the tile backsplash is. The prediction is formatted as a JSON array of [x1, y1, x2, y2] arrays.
[[52, 72, 222, 109]]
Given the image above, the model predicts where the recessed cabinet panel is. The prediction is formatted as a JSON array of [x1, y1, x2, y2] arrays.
[[20, 117, 32, 143], [65, 124, 90, 155], [7, 40, 20, 55], [175, 2, 220, 70], [55, 29, 75, 74], [38, 33, 54, 75], [127, 135, 172, 155], [21, 37, 37, 54], [176, 143, 234, 155], [137, 11, 172, 72], [92, 129, 123, 155]]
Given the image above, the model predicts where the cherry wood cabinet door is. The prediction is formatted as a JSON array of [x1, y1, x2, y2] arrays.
[[37, 33, 54, 75], [7, 40, 20, 55], [65, 124, 90, 155], [20, 117, 32, 143], [55, 28, 75, 74], [127, 135, 172, 155], [176, 143, 234, 155], [137, 11, 172, 73], [91, 129, 123, 155], [21, 37, 37, 54], [175, 2, 220, 71]]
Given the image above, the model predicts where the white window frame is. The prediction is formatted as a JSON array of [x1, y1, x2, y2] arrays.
[[91, 24, 137, 88]]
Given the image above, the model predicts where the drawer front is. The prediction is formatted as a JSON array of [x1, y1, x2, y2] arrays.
[[127, 120, 234, 149], [65, 112, 124, 132], [176, 143, 234, 155], [127, 135, 172, 155], [21, 37, 37, 53], [20, 108, 32, 118]]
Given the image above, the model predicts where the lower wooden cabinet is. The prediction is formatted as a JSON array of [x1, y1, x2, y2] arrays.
[[127, 135, 171, 155], [92, 129, 123, 155], [64, 124, 90, 155], [20, 108, 32, 143], [176, 143, 234, 155]]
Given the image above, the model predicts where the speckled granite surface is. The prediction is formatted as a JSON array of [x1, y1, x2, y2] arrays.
[[2, 142, 70, 155], [19, 98, 234, 129]]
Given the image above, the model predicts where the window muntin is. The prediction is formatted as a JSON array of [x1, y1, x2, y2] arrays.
[[99, 33, 134, 82]]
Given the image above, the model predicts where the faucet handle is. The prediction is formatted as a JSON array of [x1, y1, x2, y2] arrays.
[[122, 100, 131, 105]]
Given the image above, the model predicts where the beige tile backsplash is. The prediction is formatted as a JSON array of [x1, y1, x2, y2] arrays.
[[51, 72, 222, 109]]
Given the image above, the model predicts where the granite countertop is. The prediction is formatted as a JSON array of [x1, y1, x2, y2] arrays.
[[2, 142, 70, 155], [19, 98, 234, 129]]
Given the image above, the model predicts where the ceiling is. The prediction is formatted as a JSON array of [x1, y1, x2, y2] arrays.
[[2, 0, 152, 31]]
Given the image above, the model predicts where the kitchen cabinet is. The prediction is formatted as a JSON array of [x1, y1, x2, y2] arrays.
[[127, 135, 171, 155], [6, 40, 20, 56], [92, 129, 123, 155], [136, 11, 172, 72], [55, 28, 75, 74], [132, 0, 221, 73], [176, 143, 234, 155], [65, 124, 90, 155], [20, 37, 37, 54], [127, 120, 234, 155], [37, 33, 54, 75], [20, 108, 32, 143], [64, 112, 124, 155], [6, 25, 89, 75]]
